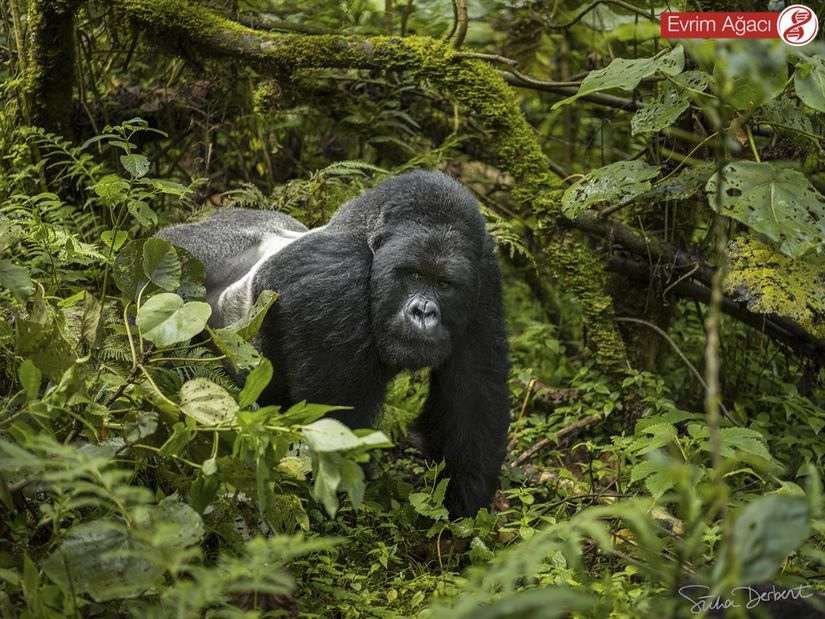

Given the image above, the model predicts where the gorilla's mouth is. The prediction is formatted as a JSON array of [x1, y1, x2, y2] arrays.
[[378, 316, 452, 370]]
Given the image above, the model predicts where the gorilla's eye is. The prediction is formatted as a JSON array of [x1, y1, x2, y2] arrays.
[[409, 272, 422, 281], [437, 280, 452, 289]]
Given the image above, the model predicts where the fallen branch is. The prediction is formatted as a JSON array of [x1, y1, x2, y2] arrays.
[[512, 413, 604, 468]]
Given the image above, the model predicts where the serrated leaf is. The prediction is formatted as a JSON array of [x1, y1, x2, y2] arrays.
[[706, 162, 825, 258], [562, 160, 660, 217], [179, 378, 238, 425], [120, 153, 150, 178], [726, 237, 825, 338], [136, 293, 211, 347]]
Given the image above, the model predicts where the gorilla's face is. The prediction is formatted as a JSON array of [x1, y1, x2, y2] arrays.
[[370, 226, 479, 370]]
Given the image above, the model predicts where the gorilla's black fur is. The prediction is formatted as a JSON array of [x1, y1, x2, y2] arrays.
[[157, 170, 510, 517]]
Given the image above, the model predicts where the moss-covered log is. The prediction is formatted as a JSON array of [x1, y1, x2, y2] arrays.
[[26, 0, 83, 135], [110, 0, 628, 368]]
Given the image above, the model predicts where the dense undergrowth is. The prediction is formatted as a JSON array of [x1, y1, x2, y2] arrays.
[[1, 1, 825, 617]]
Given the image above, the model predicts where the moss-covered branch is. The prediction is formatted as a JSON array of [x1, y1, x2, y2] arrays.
[[26, 0, 83, 134], [109, 0, 628, 368]]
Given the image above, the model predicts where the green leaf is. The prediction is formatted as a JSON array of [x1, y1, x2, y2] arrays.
[[101, 229, 128, 250], [238, 359, 273, 409], [127, 199, 157, 228], [42, 520, 158, 602], [706, 162, 825, 258], [643, 163, 714, 201], [136, 293, 211, 347], [0, 260, 34, 303], [143, 177, 190, 196], [224, 289, 277, 339], [211, 327, 263, 372], [711, 41, 788, 111], [553, 46, 684, 109], [724, 494, 810, 584], [120, 153, 150, 178], [15, 318, 74, 381], [93, 174, 129, 202], [562, 160, 660, 217], [725, 237, 825, 338], [631, 71, 711, 136], [467, 588, 594, 619], [17, 360, 41, 401], [794, 53, 825, 113], [179, 378, 238, 425], [142, 238, 181, 291], [303, 418, 391, 453]]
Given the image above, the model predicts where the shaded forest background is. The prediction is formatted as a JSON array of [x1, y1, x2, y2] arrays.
[[0, 0, 824, 617]]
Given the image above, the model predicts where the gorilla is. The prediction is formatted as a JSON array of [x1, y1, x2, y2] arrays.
[[157, 170, 510, 517]]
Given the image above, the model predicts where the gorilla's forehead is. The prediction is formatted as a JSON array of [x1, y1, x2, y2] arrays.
[[384, 225, 477, 275]]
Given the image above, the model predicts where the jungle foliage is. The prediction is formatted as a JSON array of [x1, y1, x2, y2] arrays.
[[0, 0, 824, 617]]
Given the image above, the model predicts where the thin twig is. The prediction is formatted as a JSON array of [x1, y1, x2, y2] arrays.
[[615, 317, 739, 427], [452, 0, 468, 48]]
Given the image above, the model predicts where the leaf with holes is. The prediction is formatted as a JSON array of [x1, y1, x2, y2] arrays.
[[632, 70, 711, 135], [179, 378, 238, 425], [562, 160, 660, 217], [553, 46, 684, 110], [706, 162, 825, 258]]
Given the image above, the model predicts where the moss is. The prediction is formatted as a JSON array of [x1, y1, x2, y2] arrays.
[[25, 0, 83, 134], [726, 237, 825, 338]]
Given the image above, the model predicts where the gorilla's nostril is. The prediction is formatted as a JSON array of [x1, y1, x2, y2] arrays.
[[406, 297, 440, 330]]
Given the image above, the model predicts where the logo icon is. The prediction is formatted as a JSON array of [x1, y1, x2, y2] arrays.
[[778, 4, 818, 45]]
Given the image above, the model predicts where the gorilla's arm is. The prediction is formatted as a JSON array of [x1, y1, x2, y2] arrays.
[[412, 247, 511, 518]]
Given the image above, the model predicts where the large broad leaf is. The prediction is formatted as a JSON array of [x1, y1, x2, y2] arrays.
[[631, 71, 712, 136], [114, 240, 205, 301], [42, 520, 158, 602], [142, 238, 181, 291], [0, 259, 34, 303], [136, 293, 211, 347], [794, 52, 825, 113], [719, 494, 810, 584], [725, 238, 825, 338], [562, 160, 660, 217], [303, 419, 391, 516], [42, 498, 203, 602], [552, 46, 684, 109], [179, 378, 238, 425], [15, 318, 75, 381], [710, 40, 788, 111], [469, 588, 595, 619], [706, 162, 825, 258]]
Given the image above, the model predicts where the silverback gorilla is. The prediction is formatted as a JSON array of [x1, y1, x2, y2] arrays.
[[157, 170, 510, 517]]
